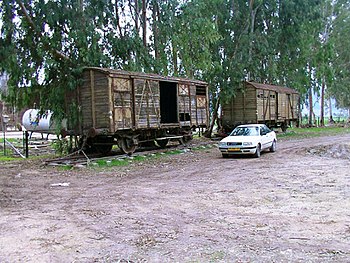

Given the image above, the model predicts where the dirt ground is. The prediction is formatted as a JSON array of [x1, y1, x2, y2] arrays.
[[1, 134, 350, 262]]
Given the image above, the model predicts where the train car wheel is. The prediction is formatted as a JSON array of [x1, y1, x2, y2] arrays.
[[156, 139, 169, 148], [119, 137, 137, 155]]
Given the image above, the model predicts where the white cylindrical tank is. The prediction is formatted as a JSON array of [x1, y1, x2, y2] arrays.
[[22, 109, 65, 133]]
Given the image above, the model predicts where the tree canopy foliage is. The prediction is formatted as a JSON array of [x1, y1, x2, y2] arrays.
[[0, 0, 350, 124]]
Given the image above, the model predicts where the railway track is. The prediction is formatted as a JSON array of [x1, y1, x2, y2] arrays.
[[44, 139, 216, 167]]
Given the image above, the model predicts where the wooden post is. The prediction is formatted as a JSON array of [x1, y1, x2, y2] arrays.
[[24, 131, 29, 158]]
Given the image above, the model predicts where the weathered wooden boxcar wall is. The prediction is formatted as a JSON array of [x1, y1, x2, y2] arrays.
[[256, 88, 277, 122], [277, 93, 298, 121], [134, 79, 160, 129], [221, 81, 299, 130], [221, 85, 257, 127], [112, 76, 133, 130], [194, 85, 208, 127], [79, 70, 112, 132], [105, 74, 163, 131], [178, 83, 191, 126], [291, 94, 299, 119], [78, 68, 209, 135], [178, 84, 208, 127]]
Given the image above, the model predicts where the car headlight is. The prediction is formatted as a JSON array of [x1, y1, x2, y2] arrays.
[[243, 142, 253, 146], [219, 142, 227, 147]]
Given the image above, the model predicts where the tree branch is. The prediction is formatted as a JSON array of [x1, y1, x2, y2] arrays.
[[16, 0, 72, 63]]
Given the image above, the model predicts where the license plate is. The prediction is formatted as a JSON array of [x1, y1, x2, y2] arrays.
[[228, 148, 240, 152]]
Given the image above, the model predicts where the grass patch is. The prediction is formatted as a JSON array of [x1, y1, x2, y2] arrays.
[[58, 165, 74, 171], [131, 155, 146, 161], [165, 149, 183, 155], [110, 159, 130, 166], [93, 158, 130, 167], [0, 138, 18, 144], [148, 152, 164, 159], [278, 126, 350, 140], [92, 148, 191, 168], [0, 155, 18, 161]]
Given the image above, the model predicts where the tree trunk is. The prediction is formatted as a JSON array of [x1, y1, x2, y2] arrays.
[[320, 77, 325, 126], [329, 98, 334, 123], [130, 0, 139, 32], [142, 0, 147, 47], [151, 0, 159, 59], [308, 87, 313, 126], [115, 1, 124, 38], [204, 96, 220, 138], [247, 1, 260, 80], [172, 45, 178, 75]]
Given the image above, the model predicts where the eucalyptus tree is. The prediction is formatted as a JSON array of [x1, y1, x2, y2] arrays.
[[173, 0, 220, 78], [204, 0, 324, 134], [328, 0, 350, 116], [301, 0, 350, 124], [310, 0, 337, 126], [253, 0, 323, 125], [0, 0, 152, 124]]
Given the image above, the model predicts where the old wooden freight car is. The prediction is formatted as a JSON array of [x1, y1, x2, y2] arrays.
[[221, 81, 299, 132], [75, 67, 209, 154]]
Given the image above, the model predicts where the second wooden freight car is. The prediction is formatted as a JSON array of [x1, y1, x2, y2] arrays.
[[74, 67, 209, 154], [221, 81, 299, 132]]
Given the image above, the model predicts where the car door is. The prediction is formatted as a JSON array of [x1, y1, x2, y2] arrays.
[[260, 125, 273, 150]]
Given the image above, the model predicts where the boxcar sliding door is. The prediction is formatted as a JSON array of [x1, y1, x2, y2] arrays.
[[112, 77, 133, 131], [134, 79, 161, 129], [159, 81, 178, 124]]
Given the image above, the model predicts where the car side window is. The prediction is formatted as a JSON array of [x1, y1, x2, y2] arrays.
[[265, 126, 271, 133], [260, 125, 270, 135], [260, 128, 265, 136]]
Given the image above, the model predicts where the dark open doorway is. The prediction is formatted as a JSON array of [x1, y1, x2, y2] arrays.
[[160, 81, 178, 123]]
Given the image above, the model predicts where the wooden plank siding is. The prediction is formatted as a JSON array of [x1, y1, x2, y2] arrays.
[[190, 86, 197, 126], [257, 89, 277, 121], [178, 84, 191, 127], [77, 67, 209, 136], [222, 81, 299, 130], [195, 85, 208, 127], [112, 77, 133, 130], [134, 79, 160, 129], [80, 70, 111, 131], [222, 86, 257, 127]]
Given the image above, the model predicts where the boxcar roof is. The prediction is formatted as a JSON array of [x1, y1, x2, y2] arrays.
[[246, 81, 299, 94], [84, 67, 208, 86]]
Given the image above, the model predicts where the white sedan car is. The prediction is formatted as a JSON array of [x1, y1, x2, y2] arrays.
[[218, 124, 277, 158]]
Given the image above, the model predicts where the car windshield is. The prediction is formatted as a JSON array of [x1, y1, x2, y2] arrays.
[[230, 126, 259, 136]]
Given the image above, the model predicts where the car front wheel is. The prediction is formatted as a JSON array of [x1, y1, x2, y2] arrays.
[[222, 153, 229, 158], [254, 144, 261, 158]]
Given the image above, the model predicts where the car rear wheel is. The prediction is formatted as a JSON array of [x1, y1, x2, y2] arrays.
[[254, 144, 261, 158], [270, 140, 276, 152]]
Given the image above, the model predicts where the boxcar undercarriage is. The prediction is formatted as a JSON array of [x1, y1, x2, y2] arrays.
[[81, 127, 193, 155]]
